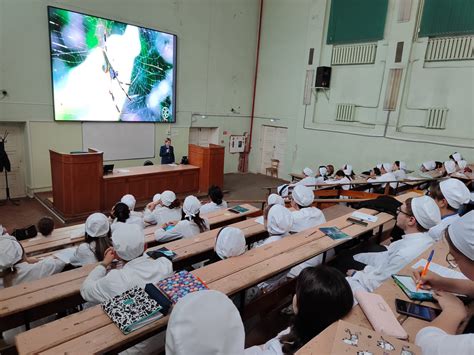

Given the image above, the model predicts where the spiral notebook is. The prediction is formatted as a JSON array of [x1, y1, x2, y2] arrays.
[[102, 286, 164, 334]]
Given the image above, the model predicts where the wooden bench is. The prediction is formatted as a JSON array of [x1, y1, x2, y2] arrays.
[[15, 204, 402, 354], [21, 204, 260, 256]]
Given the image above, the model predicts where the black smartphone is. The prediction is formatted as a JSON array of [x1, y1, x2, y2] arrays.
[[395, 298, 441, 321], [147, 247, 177, 261]]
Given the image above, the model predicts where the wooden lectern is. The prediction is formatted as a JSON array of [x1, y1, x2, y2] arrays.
[[188, 144, 224, 192], [49, 148, 103, 218]]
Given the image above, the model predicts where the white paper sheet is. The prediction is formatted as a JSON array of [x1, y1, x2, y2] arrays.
[[254, 216, 264, 225], [53, 247, 78, 264], [351, 211, 378, 223], [411, 259, 468, 280]]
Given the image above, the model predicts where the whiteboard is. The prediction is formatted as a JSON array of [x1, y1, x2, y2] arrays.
[[82, 122, 155, 161]]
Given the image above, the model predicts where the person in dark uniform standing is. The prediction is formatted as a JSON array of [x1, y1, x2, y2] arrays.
[[159, 138, 175, 164]]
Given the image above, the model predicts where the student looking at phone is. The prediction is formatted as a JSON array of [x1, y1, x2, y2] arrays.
[[413, 211, 474, 355]]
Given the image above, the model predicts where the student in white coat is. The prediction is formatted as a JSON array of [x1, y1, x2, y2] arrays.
[[287, 185, 329, 278], [0, 234, 65, 288], [245, 266, 353, 355], [346, 196, 441, 293], [143, 190, 181, 226], [326, 169, 352, 190], [428, 179, 471, 242], [260, 204, 293, 246], [393, 161, 408, 181], [81, 223, 173, 354], [70, 213, 112, 267], [367, 163, 397, 190], [414, 211, 474, 355], [267, 193, 285, 207], [200, 185, 228, 215], [154, 195, 210, 243], [120, 194, 143, 218], [214, 227, 247, 260], [143, 193, 161, 223], [166, 290, 245, 355], [441, 160, 457, 177], [295, 167, 321, 189], [449, 152, 463, 163], [420, 160, 437, 172], [110, 202, 144, 232]]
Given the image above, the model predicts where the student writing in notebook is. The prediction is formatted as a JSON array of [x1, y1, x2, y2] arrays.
[[414, 211, 474, 355]]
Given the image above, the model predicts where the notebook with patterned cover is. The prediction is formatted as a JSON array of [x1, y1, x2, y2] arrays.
[[154, 270, 208, 304], [102, 286, 164, 334]]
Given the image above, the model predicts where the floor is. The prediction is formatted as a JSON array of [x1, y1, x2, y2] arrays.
[[0, 172, 288, 233]]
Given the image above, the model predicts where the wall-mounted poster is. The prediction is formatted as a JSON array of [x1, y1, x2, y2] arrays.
[[229, 135, 246, 153]]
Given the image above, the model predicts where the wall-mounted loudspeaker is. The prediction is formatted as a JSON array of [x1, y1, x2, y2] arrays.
[[315, 66, 331, 88]]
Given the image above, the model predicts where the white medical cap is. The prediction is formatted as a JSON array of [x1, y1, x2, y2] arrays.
[[303, 167, 313, 177], [152, 193, 161, 203], [267, 204, 293, 235], [215, 227, 246, 259], [161, 190, 176, 207], [85, 213, 110, 238], [0, 235, 23, 270], [112, 224, 144, 261], [452, 152, 462, 162], [292, 185, 314, 207], [319, 167, 328, 176], [448, 211, 474, 261], [382, 163, 392, 172], [411, 196, 441, 229], [376, 163, 383, 170], [165, 290, 245, 355], [422, 161, 436, 171], [458, 160, 467, 170], [277, 184, 289, 198], [267, 193, 285, 206], [183, 195, 201, 219], [439, 179, 471, 209], [343, 164, 353, 176], [120, 194, 136, 211], [399, 161, 407, 170], [444, 160, 457, 174]]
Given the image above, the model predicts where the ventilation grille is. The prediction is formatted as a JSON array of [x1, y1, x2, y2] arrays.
[[425, 108, 448, 129], [425, 36, 474, 62], [331, 43, 377, 65], [335, 104, 356, 122]]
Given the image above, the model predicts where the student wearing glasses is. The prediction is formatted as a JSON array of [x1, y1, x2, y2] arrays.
[[345, 196, 441, 293], [413, 211, 474, 355]]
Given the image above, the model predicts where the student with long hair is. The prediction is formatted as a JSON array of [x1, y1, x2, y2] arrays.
[[200, 185, 228, 215], [70, 213, 112, 267], [246, 265, 353, 354], [155, 195, 210, 243], [110, 202, 144, 232]]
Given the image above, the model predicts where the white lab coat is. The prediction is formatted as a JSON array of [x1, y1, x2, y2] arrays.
[[287, 207, 332, 278], [416, 326, 474, 355], [295, 176, 318, 189], [154, 219, 210, 243], [143, 206, 181, 225], [200, 200, 228, 215], [367, 172, 398, 190], [80, 254, 172, 355], [347, 232, 434, 292], [394, 169, 407, 181], [326, 176, 352, 190], [69, 242, 98, 267], [428, 214, 460, 242], [7, 258, 65, 287], [244, 327, 290, 355], [110, 215, 144, 233]]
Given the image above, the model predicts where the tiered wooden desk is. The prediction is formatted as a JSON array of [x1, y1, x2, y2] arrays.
[[15, 192, 418, 354]]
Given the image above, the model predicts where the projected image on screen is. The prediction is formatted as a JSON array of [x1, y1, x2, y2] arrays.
[[48, 6, 176, 122]]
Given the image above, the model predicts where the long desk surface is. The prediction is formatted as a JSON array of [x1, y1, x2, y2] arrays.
[[15, 192, 419, 354], [103, 164, 199, 180], [21, 204, 260, 256]]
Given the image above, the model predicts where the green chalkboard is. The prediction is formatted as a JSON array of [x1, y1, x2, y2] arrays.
[[419, 0, 474, 38], [326, 0, 388, 45]]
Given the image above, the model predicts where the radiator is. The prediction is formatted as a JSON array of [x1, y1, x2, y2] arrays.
[[332, 43, 377, 65], [335, 104, 356, 122], [425, 36, 474, 62]]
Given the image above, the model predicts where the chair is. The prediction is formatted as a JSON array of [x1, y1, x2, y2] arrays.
[[265, 159, 280, 178], [12, 225, 37, 241], [144, 160, 154, 166]]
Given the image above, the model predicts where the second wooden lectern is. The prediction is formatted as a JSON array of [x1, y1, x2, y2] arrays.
[[50, 148, 103, 218], [188, 144, 224, 192]]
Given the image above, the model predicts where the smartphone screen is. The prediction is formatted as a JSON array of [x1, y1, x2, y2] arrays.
[[395, 298, 441, 321]]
